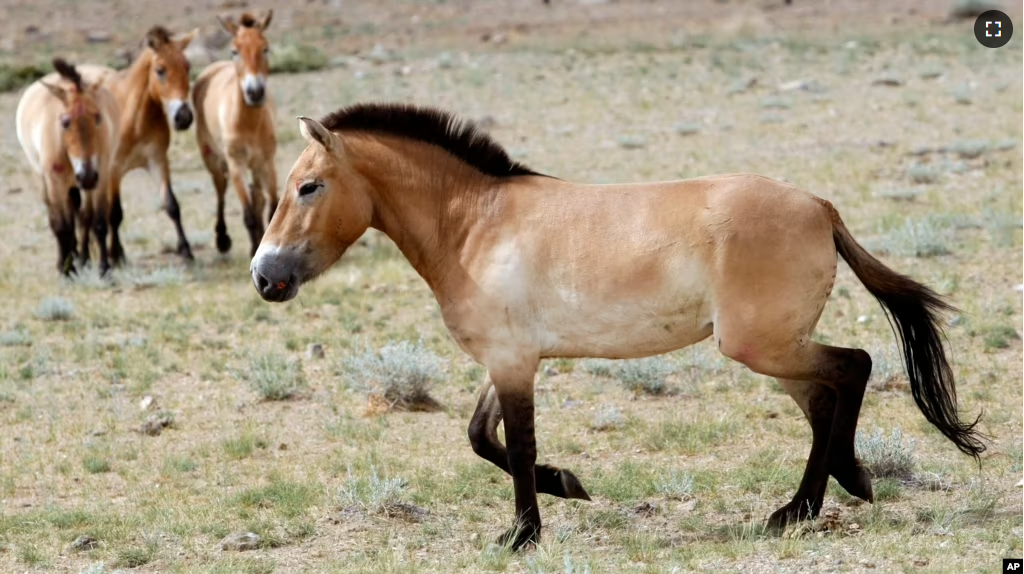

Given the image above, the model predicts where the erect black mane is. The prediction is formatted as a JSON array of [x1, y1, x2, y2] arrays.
[[52, 58, 84, 91], [238, 13, 258, 27], [318, 103, 542, 178]]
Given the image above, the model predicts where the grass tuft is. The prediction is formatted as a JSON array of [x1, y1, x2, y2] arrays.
[[0, 328, 32, 347], [35, 297, 74, 321], [866, 217, 953, 258], [338, 467, 414, 517], [655, 469, 695, 499], [855, 427, 916, 480], [271, 42, 329, 74], [590, 404, 626, 431], [340, 340, 443, 411], [610, 357, 674, 396], [241, 353, 306, 401]]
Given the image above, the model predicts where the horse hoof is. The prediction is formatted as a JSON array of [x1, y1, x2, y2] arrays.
[[557, 469, 592, 501], [832, 460, 874, 503], [767, 500, 818, 531], [178, 243, 195, 261], [495, 523, 540, 551], [216, 233, 232, 253]]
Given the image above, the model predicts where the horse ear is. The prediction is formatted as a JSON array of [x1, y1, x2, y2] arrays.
[[217, 15, 238, 35], [41, 81, 67, 103], [298, 116, 339, 153], [260, 9, 273, 30], [177, 28, 199, 49]]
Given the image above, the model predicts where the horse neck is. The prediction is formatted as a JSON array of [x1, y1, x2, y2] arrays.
[[346, 134, 498, 289], [118, 52, 164, 123]]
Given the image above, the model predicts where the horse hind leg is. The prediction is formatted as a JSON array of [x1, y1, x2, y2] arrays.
[[468, 381, 591, 501], [772, 378, 873, 528]]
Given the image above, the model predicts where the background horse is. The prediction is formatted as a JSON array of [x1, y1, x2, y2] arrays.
[[250, 104, 985, 549], [79, 26, 198, 265], [16, 58, 120, 275], [193, 10, 278, 256]]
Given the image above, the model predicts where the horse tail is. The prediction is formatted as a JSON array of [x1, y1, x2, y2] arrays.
[[826, 202, 986, 460]]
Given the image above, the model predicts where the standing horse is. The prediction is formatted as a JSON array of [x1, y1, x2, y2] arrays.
[[250, 104, 985, 549], [193, 10, 278, 256], [16, 58, 120, 275], [79, 26, 198, 264]]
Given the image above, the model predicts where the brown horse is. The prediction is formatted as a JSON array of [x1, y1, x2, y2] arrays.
[[250, 104, 985, 549], [193, 10, 278, 256], [79, 26, 198, 265], [16, 58, 120, 275]]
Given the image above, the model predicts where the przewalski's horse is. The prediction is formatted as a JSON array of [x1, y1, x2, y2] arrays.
[[249, 104, 986, 549], [16, 58, 120, 275], [193, 10, 278, 256], [79, 26, 198, 264]]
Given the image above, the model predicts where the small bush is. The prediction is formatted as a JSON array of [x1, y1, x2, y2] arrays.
[[83, 456, 112, 474], [340, 340, 443, 411], [338, 467, 411, 516], [123, 266, 185, 289], [242, 353, 306, 401], [270, 42, 329, 74], [223, 433, 269, 460], [580, 359, 613, 378], [0, 63, 47, 93], [855, 427, 916, 481], [906, 163, 941, 184], [612, 357, 674, 396], [867, 217, 952, 258], [980, 325, 1019, 350], [35, 297, 74, 321], [0, 329, 32, 347], [591, 404, 626, 431], [655, 469, 694, 500]]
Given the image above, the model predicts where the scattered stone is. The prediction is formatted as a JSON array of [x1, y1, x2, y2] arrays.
[[220, 531, 260, 552], [86, 30, 113, 44], [1015, 284, 1024, 292], [617, 136, 647, 149], [673, 122, 701, 136], [543, 365, 559, 377], [727, 76, 757, 95], [139, 395, 155, 411], [139, 411, 175, 436], [872, 75, 903, 87], [856, 315, 869, 324], [68, 534, 99, 552], [306, 343, 325, 360]]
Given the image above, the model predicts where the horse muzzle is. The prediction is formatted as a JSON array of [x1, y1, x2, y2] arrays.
[[250, 245, 301, 302], [72, 158, 99, 191], [169, 100, 193, 131], [242, 75, 267, 107]]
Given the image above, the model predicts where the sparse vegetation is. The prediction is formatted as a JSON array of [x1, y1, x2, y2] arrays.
[[855, 427, 917, 481], [35, 297, 74, 321], [241, 353, 306, 401], [270, 42, 329, 74], [340, 340, 443, 411], [609, 357, 674, 396]]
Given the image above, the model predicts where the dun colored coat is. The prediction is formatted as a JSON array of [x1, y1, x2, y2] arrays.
[[250, 104, 985, 549]]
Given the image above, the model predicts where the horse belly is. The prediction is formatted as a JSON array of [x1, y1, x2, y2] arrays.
[[538, 260, 715, 359]]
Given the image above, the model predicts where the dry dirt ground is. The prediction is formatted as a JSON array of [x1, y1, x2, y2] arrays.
[[0, 1, 1021, 573]]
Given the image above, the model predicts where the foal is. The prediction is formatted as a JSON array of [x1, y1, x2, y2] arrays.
[[194, 10, 278, 256], [16, 58, 120, 275], [250, 104, 985, 549], [79, 26, 198, 264]]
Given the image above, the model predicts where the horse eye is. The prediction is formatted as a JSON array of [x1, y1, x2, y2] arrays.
[[231, 49, 239, 58], [155, 66, 167, 78], [59, 115, 71, 129], [95, 113, 101, 126], [298, 182, 322, 197], [263, 47, 269, 55]]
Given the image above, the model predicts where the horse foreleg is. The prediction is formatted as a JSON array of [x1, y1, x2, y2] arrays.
[[489, 362, 542, 550], [227, 157, 261, 257], [152, 156, 193, 260], [76, 187, 93, 269], [255, 159, 278, 225], [108, 178, 126, 266], [208, 158, 231, 254], [468, 380, 591, 500], [90, 186, 111, 276]]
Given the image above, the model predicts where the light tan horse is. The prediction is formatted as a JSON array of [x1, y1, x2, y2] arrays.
[[16, 58, 120, 275], [250, 104, 985, 549], [193, 10, 278, 256], [79, 26, 198, 264]]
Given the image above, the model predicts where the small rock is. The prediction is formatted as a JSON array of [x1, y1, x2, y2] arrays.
[[543, 366, 559, 377], [778, 79, 810, 91], [856, 315, 869, 324], [140, 412, 175, 436], [68, 534, 98, 552], [306, 343, 325, 360], [220, 531, 260, 552], [617, 136, 647, 149], [1015, 284, 1024, 292], [86, 30, 113, 44], [872, 75, 903, 87], [139, 395, 155, 411]]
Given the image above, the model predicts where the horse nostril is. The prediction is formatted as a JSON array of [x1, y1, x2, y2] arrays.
[[174, 107, 193, 130], [256, 273, 270, 292]]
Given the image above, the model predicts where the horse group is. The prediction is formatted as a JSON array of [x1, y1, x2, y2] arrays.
[[15, 12, 986, 551], [16, 11, 276, 275]]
